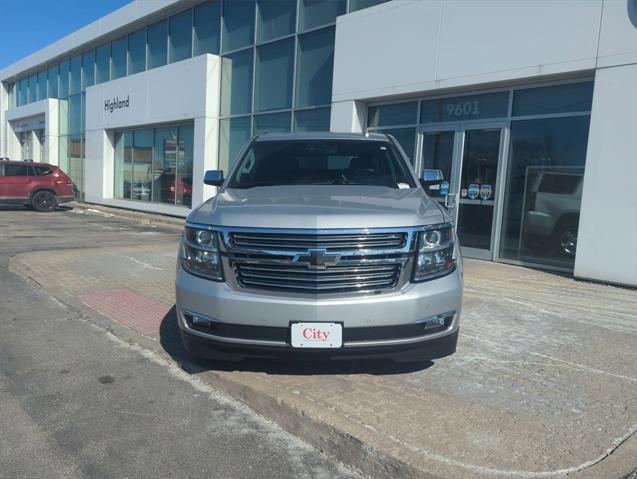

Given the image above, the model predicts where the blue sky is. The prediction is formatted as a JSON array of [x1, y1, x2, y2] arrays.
[[1, 0, 132, 69]]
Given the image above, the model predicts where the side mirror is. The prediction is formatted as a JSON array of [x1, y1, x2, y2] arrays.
[[420, 169, 443, 188], [203, 170, 224, 187]]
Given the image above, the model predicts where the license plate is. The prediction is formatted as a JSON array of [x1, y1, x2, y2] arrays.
[[291, 323, 342, 348]]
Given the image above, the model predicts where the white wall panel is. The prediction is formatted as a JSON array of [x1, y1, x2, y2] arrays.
[[332, 0, 603, 102], [436, 0, 600, 80], [84, 54, 220, 212], [332, 0, 440, 102], [5, 99, 59, 165], [575, 64, 637, 286], [85, 55, 219, 131], [330, 100, 365, 133], [597, 0, 637, 68]]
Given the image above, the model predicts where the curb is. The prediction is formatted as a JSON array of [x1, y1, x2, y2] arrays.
[[67, 201, 185, 230], [184, 364, 436, 479]]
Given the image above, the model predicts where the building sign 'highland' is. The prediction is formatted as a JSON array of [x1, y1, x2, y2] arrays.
[[105, 95, 130, 113]]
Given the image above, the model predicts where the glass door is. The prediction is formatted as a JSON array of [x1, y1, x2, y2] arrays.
[[20, 132, 33, 161], [419, 123, 506, 260], [419, 128, 458, 208], [454, 126, 503, 259], [36, 129, 45, 162]]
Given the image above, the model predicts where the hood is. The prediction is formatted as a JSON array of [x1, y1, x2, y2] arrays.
[[188, 185, 445, 229]]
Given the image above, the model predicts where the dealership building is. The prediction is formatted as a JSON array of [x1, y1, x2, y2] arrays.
[[0, 0, 636, 287]]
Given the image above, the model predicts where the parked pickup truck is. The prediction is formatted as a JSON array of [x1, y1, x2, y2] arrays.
[[175, 132, 463, 363]]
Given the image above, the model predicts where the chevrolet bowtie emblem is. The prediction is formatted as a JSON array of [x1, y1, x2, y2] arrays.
[[295, 249, 341, 269]]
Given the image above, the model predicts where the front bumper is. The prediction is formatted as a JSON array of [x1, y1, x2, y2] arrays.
[[180, 327, 458, 362], [175, 262, 462, 361]]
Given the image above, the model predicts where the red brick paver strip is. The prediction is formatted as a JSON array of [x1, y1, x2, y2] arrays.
[[80, 288, 171, 337]]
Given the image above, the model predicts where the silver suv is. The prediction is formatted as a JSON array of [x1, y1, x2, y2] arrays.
[[175, 133, 463, 363]]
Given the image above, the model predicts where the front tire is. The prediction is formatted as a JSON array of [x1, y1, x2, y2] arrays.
[[31, 191, 57, 212], [553, 218, 578, 256]]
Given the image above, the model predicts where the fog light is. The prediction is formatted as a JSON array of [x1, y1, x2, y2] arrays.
[[416, 313, 451, 330], [187, 313, 214, 328]]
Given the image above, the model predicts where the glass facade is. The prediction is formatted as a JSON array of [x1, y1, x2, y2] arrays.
[[6, 0, 387, 200], [169, 10, 193, 63], [255, 39, 295, 112], [421, 92, 509, 123], [499, 116, 590, 268], [48, 65, 59, 98], [110, 37, 127, 80], [82, 51, 95, 89], [95, 44, 110, 84], [222, 0, 256, 53], [128, 29, 146, 75], [28, 75, 37, 103], [218, 2, 338, 171], [299, 0, 345, 31], [294, 107, 331, 131], [37, 71, 47, 101], [114, 124, 194, 207], [221, 49, 254, 116], [366, 81, 593, 271], [194, 1, 220, 55], [70, 56, 82, 95], [258, 0, 296, 43], [368, 102, 417, 128], [349, 0, 390, 12], [295, 27, 335, 108], [147, 20, 168, 70]]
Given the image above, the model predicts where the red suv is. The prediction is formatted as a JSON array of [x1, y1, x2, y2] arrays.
[[0, 160, 75, 212]]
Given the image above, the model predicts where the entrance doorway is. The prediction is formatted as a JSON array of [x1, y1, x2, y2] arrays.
[[19, 131, 33, 161], [419, 123, 506, 260]]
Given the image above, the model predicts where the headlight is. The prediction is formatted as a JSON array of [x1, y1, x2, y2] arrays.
[[412, 224, 456, 282], [180, 226, 223, 281]]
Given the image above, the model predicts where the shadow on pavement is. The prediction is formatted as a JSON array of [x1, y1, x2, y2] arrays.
[[159, 306, 433, 376]]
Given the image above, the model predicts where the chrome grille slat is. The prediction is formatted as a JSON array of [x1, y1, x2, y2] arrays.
[[238, 269, 396, 283], [237, 264, 397, 274], [230, 232, 406, 251], [239, 276, 398, 292], [226, 230, 410, 294]]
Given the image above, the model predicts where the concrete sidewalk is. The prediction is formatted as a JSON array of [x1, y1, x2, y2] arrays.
[[9, 220, 637, 478]]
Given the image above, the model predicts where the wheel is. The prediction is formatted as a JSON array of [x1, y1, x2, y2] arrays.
[[554, 219, 578, 256], [31, 191, 58, 212]]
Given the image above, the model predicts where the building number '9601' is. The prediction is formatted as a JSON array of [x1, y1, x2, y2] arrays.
[[445, 101, 480, 117]]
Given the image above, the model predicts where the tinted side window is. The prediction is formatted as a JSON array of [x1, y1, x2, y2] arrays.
[[538, 174, 580, 194], [34, 166, 53, 176], [4, 164, 34, 177]]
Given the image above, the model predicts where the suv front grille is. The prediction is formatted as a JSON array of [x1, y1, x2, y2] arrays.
[[223, 229, 413, 295], [234, 262, 401, 294], [229, 232, 406, 251]]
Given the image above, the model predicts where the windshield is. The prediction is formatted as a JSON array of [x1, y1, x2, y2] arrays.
[[227, 139, 416, 189]]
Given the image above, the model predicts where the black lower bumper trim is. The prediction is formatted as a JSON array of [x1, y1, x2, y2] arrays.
[[180, 328, 458, 363], [57, 195, 75, 204], [183, 312, 453, 342]]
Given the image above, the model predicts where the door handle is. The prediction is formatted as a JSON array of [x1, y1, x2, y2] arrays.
[[445, 193, 457, 208]]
